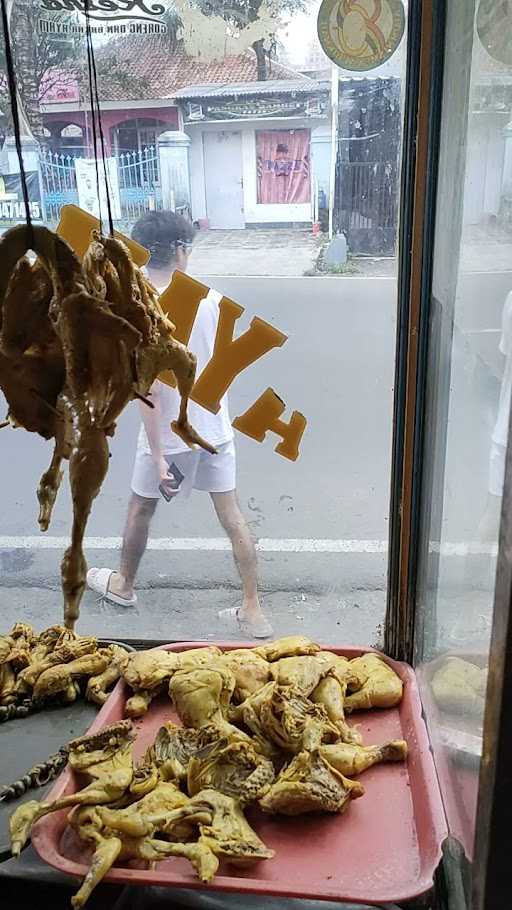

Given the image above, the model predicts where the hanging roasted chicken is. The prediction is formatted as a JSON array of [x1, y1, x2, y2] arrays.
[[0, 225, 215, 629]]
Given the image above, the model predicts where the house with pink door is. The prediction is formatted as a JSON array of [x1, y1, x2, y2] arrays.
[[39, 36, 330, 229]]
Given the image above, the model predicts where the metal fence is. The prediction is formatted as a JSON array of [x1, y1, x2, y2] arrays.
[[117, 146, 162, 220], [39, 149, 78, 223], [39, 146, 163, 225], [334, 160, 399, 256]]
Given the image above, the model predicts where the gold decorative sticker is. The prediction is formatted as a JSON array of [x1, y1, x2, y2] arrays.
[[477, 0, 512, 67], [317, 0, 406, 71]]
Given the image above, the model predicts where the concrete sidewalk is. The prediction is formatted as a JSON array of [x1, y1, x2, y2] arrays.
[[189, 228, 321, 277], [1, 585, 385, 646]]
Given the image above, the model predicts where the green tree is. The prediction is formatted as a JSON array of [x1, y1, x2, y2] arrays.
[[166, 0, 311, 80], [0, 0, 81, 141]]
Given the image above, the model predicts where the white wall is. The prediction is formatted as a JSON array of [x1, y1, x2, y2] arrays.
[[187, 117, 326, 226]]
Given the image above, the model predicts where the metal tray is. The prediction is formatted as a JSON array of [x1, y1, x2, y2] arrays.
[[31, 643, 447, 905]]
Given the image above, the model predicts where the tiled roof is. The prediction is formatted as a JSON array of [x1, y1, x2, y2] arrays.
[[175, 78, 321, 99], [44, 38, 309, 104]]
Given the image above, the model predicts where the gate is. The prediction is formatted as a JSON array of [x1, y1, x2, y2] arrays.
[[335, 159, 399, 256], [39, 146, 163, 225], [333, 77, 401, 256], [39, 149, 78, 223], [117, 146, 162, 220]]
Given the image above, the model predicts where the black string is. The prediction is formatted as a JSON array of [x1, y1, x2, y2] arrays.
[[0, 0, 33, 244], [83, 0, 114, 237]]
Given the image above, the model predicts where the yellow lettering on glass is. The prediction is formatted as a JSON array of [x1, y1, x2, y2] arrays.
[[192, 298, 287, 413], [233, 389, 307, 462], [56, 206, 308, 460], [56, 204, 149, 266]]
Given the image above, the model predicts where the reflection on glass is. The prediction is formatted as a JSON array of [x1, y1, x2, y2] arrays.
[[416, 0, 512, 867], [0, 3, 406, 649]]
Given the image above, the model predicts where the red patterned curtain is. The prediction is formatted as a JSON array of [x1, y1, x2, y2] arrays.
[[256, 129, 311, 204]]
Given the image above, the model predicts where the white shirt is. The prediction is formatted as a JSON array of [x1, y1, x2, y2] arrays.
[[137, 287, 234, 456], [493, 290, 512, 449]]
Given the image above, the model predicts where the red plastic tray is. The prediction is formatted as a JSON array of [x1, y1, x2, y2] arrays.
[[32, 643, 447, 905]]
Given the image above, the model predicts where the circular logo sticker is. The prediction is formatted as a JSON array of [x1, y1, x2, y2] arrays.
[[317, 0, 406, 71], [477, 0, 512, 67]]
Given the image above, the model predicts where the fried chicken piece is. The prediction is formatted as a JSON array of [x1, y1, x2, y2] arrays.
[[16, 636, 97, 693], [176, 646, 222, 671], [254, 636, 320, 662], [187, 737, 275, 804], [122, 649, 178, 694], [86, 646, 129, 706], [34, 648, 112, 698], [163, 788, 275, 868], [431, 657, 487, 716], [0, 661, 16, 705], [319, 740, 408, 776], [169, 666, 243, 739], [260, 684, 340, 753], [220, 648, 271, 702], [0, 635, 14, 664], [259, 749, 364, 816], [69, 784, 216, 908], [229, 682, 288, 763], [269, 652, 336, 695], [144, 721, 223, 784], [30, 626, 75, 664], [9, 623, 35, 649], [310, 662, 363, 745], [345, 654, 403, 711], [10, 721, 134, 856]]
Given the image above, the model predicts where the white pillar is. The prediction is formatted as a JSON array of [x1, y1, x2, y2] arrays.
[[328, 63, 339, 240], [502, 121, 512, 196], [4, 135, 40, 174], [157, 130, 192, 212]]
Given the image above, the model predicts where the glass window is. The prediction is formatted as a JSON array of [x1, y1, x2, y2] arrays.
[[0, 1, 407, 648], [415, 0, 512, 873]]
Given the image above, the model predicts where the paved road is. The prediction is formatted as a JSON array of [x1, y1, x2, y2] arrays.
[[0, 273, 507, 643]]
